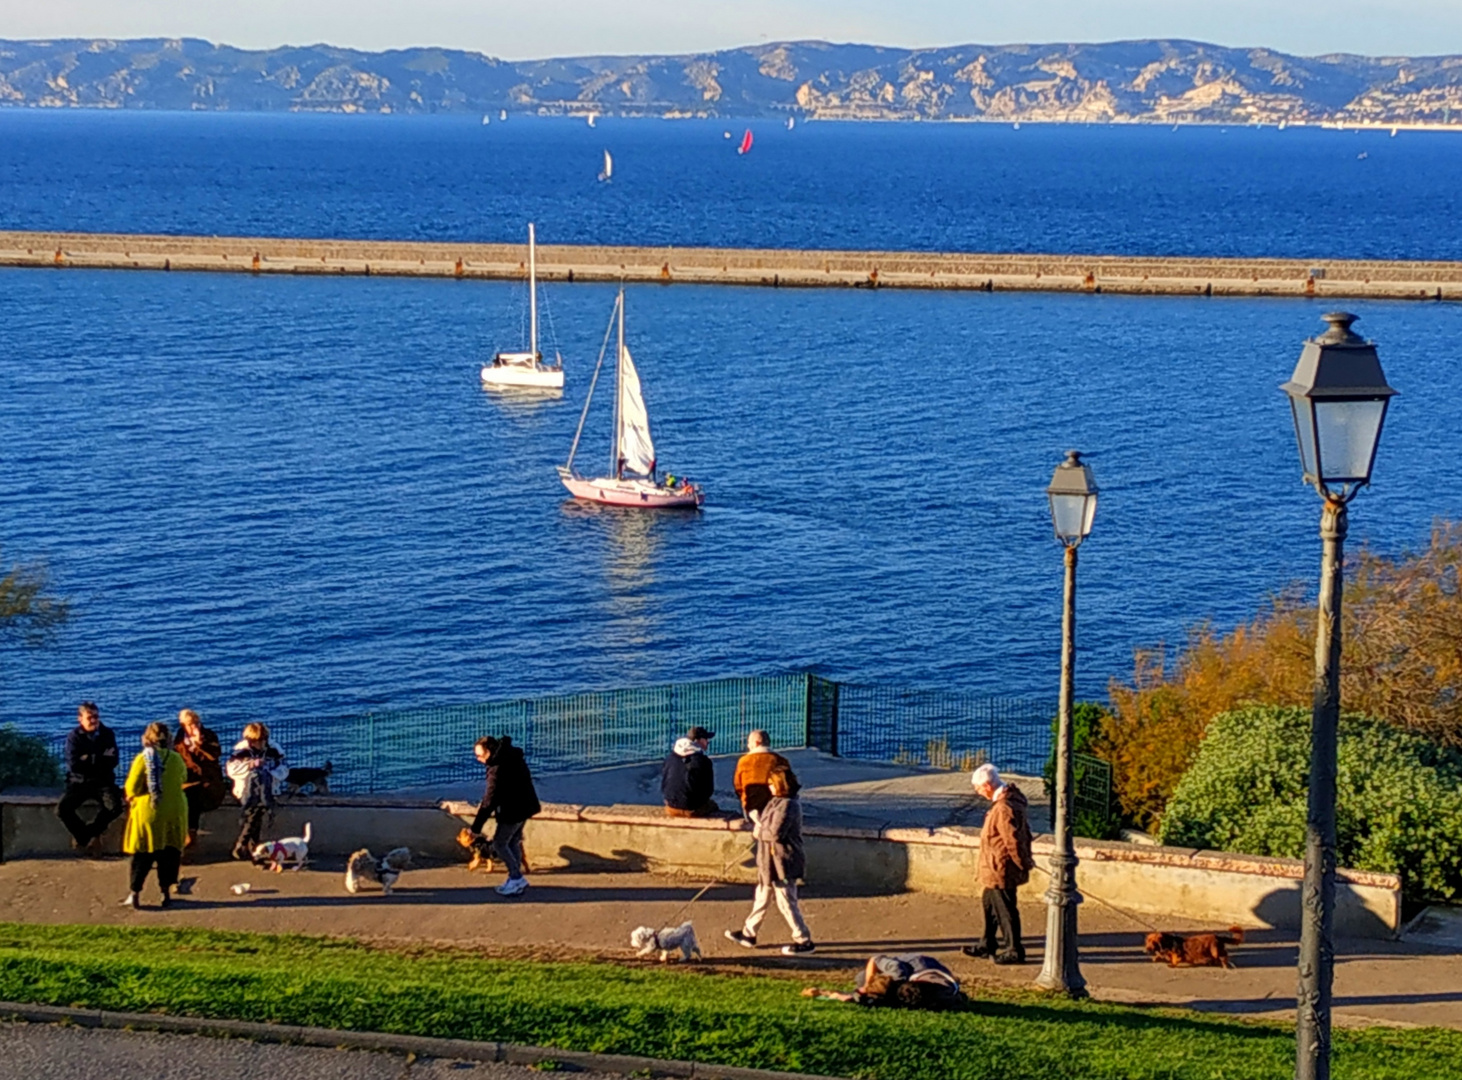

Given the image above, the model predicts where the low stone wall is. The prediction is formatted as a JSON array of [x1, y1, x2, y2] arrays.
[[1, 793, 1400, 938], [2, 229, 1461, 301]]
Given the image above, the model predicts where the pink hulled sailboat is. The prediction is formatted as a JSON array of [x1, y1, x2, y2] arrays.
[[556, 289, 703, 509]]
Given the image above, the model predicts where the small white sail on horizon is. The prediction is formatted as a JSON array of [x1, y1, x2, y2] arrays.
[[786, 116, 795, 130], [588, 113, 597, 127], [616, 345, 655, 476], [598, 149, 613, 182]]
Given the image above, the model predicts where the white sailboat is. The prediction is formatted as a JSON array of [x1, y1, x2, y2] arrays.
[[587, 113, 597, 128], [557, 289, 702, 509], [480, 223, 565, 392], [786, 116, 795, 130], [598, 149, 613, 182]]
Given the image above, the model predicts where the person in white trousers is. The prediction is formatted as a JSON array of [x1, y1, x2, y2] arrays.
[[724, 768, 815, 955]]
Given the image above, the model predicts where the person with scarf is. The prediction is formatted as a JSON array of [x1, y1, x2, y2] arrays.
[[173, 708, 226, 850], [120, 721, 189, 909], [226, 722, 290, 860]]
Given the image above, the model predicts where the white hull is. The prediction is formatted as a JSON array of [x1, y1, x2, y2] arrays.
[[557, 468, 702, 508], [481, 363, 564, 390]]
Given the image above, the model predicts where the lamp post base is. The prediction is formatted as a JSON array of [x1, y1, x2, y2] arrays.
[[1034, 852, 1088, 999]]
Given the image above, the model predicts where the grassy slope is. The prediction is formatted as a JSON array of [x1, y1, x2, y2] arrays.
[[0, 924, 1458, 1080]]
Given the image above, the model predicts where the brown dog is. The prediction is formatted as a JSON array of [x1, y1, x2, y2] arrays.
[[455, 828, 530, 874], [1144, 926, 1245, 969]]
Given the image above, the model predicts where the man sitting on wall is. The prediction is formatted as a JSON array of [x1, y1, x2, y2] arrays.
[[661, 726, 718, 817], [732, 729, 799, 819], [57, 702, 123, 854]]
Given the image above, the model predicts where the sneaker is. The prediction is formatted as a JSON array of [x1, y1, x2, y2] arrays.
[[159, 893, 172, 910], [724, 930, 757, 949], [781, 941, 816, 956], [961, 944, 992, 959], [495, 876, 529, 897], [992, 951, 1025, 966], [119, 892, 138, 909]]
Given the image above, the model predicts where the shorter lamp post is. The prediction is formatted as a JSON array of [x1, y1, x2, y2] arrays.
[[1281, 312, 1396, 1080], [1035, 449, 1098, 998]]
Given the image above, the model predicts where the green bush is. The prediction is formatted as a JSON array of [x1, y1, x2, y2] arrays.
[[1044, 702, 1121, 839], [1160, 706, 1462, 903], [0, 725, 61, 790]]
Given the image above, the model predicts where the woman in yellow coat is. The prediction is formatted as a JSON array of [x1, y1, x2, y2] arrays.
[[121, 721, 189, 909]]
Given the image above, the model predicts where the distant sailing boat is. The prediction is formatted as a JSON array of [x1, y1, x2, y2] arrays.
[[480, 223, 565, 392], [786, 116, 795, 130], [481, 114, 490, 125], [500, 110, 508, 121], [737, 129, 753, 155], [557, 289, 703, 509], [598, 150, 613, 182], [587, 113, 596, 127]]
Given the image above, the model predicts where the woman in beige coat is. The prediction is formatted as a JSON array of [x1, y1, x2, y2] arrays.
[[121, 721, 189, 909]]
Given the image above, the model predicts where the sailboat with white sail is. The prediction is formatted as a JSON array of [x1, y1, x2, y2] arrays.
[[480, 223, 565, 392], [557, 289, 702, 509], [598, 150, 613, 182]]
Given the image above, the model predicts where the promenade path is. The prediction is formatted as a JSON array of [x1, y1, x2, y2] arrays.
[[3, 853, 1459, 1031]]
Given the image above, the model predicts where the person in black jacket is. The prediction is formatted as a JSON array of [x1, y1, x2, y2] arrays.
[[471, 735, 541, 897], [56, 702, 124, 852], [661, 725, 718, 817]]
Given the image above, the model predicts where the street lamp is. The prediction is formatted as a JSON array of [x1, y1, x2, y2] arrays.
[[1280, 312, 1396, 1080], [1035, 449, 1097, 998]]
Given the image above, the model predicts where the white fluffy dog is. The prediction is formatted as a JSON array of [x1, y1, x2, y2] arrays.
[[251, 822, 311, 872], [630, 921, 702, 962], [345, 847, 412, 895]]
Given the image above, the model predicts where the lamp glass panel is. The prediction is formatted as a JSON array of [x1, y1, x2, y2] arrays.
[[1288, 396, 1319, 480], [1314, 398, 1386, 482], [1049, 491, 1094, 541]]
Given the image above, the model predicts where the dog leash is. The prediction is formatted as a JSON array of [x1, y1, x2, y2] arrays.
[[663, 846, 749, 927]]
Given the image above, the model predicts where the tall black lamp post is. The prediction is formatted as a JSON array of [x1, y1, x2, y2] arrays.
[[1035, 449, 1098, 998], [1281, 312, 1396, 1080]]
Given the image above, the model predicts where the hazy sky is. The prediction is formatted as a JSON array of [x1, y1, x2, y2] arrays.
[[6, 0, 1461, 60]]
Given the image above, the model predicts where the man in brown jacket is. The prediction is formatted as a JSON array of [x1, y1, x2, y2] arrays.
[[963, 763, 1035, 964], [732, 730, 799, 818]]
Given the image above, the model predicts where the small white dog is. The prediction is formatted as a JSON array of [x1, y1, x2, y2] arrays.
[[345, 847, 412, 895], [251, 822, 311, 872], [630, 921, 702, 962]]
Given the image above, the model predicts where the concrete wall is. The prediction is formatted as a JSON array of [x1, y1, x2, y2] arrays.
[[2, 229, 1461, 301], [2, 794, 1400, 938]]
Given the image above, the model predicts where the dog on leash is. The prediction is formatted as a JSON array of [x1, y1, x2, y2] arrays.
[[456, 827, 531, 874], [251, 823, 311, 872], [630, 921, 702, 963], [280, 762, 332, 796], [344, 847, 413, 895], [1144, 926, 1246, 969]]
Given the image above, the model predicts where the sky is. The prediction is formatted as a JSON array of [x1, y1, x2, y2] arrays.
[[3, 0, 1461, 60]]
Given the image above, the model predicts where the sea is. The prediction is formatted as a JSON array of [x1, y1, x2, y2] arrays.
[[3, 109, 1462, 743]]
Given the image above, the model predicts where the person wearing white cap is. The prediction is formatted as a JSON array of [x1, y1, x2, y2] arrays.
[[963, 763, 1035, 964]]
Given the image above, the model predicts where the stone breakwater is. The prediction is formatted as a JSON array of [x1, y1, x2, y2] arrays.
[[3, 230, 1462, 301]]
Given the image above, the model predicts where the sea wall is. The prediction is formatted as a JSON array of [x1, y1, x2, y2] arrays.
[[0, 793, 1401, 938], [2, 230, 1461, 301]]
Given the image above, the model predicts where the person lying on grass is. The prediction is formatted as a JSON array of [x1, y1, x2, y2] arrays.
[[802, 954, 962, 1010]]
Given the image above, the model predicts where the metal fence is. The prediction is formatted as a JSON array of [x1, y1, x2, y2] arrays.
[[38, 672, 1058, 795]]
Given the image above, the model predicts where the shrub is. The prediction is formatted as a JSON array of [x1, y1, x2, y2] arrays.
[[1103, 522, 1462, 827], [1160, 705, 1462, 903], [0, 725, 62, 790]]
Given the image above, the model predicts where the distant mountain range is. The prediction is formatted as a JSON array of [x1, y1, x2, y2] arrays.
[[3, 37, 1461, 126]]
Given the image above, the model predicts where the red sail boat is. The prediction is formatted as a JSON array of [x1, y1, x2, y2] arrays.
[[737, 129, 753, 155]]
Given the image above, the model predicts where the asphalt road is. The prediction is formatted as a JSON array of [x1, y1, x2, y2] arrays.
[[0, 1020, 621, 1080]]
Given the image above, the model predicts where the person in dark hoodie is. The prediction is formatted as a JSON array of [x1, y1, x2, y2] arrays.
[[661, 725, 717, 817], [57, 702, 124, 852], [471, 735, 541, 897]]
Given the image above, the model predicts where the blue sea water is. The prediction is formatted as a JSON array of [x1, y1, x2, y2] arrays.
[[2, 112, 1462, 742]]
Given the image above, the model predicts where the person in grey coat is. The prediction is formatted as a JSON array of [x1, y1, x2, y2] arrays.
[[724, 768, 815, 955]]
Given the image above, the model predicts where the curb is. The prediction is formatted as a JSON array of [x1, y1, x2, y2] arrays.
[[0, 1001, 841, 1080]]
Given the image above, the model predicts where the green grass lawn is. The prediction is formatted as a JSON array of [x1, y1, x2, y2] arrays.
[[0, 923, 1458, 1080]]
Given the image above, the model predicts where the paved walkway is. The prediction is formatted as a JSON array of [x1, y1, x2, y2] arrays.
[[0, 1019, 621, 1080], [2, 855, 1458, 1030], [416, 749, 1054, 833]]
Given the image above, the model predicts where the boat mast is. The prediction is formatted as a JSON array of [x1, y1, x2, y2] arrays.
[[528, 223, 538, 364], [611, 287, 624, 479], [566, 297, 618, 474]]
